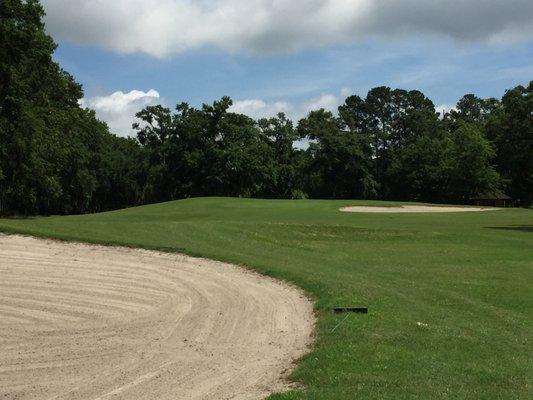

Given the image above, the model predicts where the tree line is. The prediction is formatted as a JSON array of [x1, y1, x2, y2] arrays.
[[1, 0, 531, 216]]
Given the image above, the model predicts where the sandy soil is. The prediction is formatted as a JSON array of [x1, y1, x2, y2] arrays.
[[0, 234, 314, 400], [340, 205, 500, 213]]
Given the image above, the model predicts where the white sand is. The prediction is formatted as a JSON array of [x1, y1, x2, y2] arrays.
[[340, 205, 500, 213], [0, 234, 314, 400]]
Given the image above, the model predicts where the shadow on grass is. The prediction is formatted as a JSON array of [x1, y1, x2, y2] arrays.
[[486, 225, 533, 233], [0, 215, 39, 220]]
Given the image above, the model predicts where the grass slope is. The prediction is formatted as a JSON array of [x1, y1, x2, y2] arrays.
[[1, 198, 532, 399]]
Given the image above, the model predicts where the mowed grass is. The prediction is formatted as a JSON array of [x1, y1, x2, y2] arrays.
[[0, 198, 532, 399]]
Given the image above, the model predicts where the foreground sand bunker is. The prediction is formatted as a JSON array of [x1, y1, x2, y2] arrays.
[[0, 235, 314, 400], [340, 205, 500, 213]]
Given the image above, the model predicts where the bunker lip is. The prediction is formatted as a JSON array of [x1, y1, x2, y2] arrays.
[[0, 234, 315, 400], [340, 205, 501, 213]]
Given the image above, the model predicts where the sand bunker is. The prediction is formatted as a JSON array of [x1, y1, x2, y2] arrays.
[[340, 205, 500, 213], [0, 234, 314, 400]]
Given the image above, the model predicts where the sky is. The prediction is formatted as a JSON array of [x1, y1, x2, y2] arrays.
[[42, 0, 533, 137]]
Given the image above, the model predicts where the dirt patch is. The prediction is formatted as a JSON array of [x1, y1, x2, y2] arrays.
[[0, 234, 314, 400], [340, 205, 500, 213]]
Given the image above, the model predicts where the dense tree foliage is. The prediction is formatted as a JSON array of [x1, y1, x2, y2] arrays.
[[0, 0, 145, 214], [485, 83, 533, 206], [128, 85, 526, 207], [0, 0, 531, 215]]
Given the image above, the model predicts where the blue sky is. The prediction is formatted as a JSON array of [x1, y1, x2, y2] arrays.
[[43, 0, 533, 136]]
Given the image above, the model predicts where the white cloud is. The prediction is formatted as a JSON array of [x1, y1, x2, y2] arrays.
[[435, 104, 457, 117], [42, 0, 533, 57], [80, 90, 161, 137], [229, 99, 292, 121], [301, 94, 340, 115], [230, 89, 350, 122], [82, 88, 344, 137]]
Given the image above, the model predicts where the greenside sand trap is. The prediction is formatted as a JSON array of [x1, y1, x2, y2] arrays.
[[0, 234, 314, 400], [340, 205, 500, 213]]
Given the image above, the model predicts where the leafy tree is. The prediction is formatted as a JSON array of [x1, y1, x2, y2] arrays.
[[258, 113, 301, 197], [338, 88, 439, 199], [446, 123, 502, 201], [219, 112, 275, 197], [134, 97, 276, 200], [133, 105, 177, 201], [1, 0, 80, 213], [0, 0, 146, 215], [446, 94, 500, 126], [486, 82, 533, 206], [298, 109, 376, 199], [90, 130, 147, 211], [387, 133, 451, 202]]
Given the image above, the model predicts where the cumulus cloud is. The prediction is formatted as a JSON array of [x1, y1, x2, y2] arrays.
[[229, 100, 293, 121], [80, 90, 161, 137], [230, 89, 350, 122], [81, 88, 345, 137], [435, 104, 457, 117], [42, 0, 533, 57]]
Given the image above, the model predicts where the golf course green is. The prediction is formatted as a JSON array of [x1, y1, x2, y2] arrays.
[[1, 197, 531, 399]]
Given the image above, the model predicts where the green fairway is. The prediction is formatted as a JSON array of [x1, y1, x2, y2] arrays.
[[0, 198, 532, 399]]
